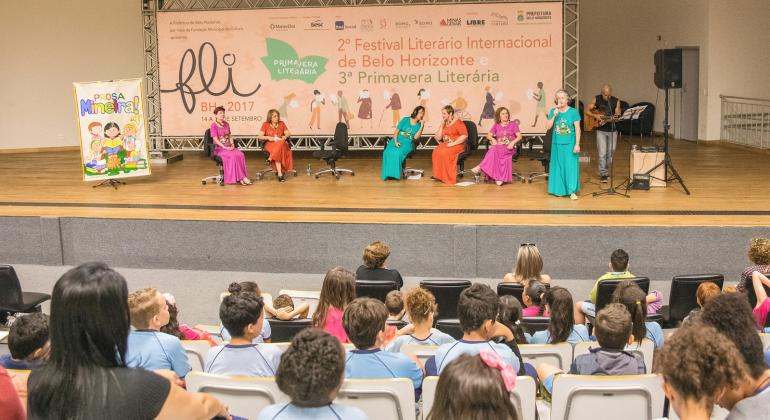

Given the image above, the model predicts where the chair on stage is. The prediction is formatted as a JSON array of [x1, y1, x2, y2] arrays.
[[658, 274, 723, 327], [201, 129, 224, 186], [511, 140, 527, 183], [355, 280, 398, 303], [313, 122, 355, 179], [402, 134, 424, 178], [0, 265, 50, 326], [254, 137, 297, 181], [457, 120, 479, 180], [528, 128, 552, 183], [419, 280, 471, 320]]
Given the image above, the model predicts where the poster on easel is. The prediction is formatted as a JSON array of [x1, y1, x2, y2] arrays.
[[73, 78, 151, 182]]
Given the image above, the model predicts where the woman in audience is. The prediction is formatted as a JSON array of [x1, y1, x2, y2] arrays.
[[388, 287, 455, 352], [738, 237, 770, 292], [312, 266, 356, 343], [426, 352, 520, 420], [682, 281, 721, 325], [258, 328, 366, 419], [611, 280, 664, 348], [503, 243, 551, 284], [258, 109, 294, 182], [355, 241, 404, 289], [750, 271, 770, 329], [521, 280, 547, 317], [210, 106, 251, 185], [529, 286, 589, 344], [27, 262, 228, 419], [655, 324, 749, 420]]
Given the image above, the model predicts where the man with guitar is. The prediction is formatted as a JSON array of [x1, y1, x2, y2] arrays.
[[588, 84, 622, 183]]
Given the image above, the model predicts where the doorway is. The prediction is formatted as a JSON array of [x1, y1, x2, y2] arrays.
[[677, 47, 699, 141]]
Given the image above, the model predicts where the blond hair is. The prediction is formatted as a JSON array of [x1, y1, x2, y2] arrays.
[[128, 287, 161, 329], [363, 241, 390, 269], [513, 245, 545, 283], [405, 287, 437, 323]]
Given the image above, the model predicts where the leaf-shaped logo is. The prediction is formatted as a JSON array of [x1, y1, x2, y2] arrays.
[[261, 38, 328, 83]]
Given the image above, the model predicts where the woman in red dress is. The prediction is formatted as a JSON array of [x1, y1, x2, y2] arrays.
[[258, 109, 294, 182], [431, 105, 468, 184]]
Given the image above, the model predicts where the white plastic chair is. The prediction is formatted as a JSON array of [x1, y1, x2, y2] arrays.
[[421, 375, 537, 420], [519, 343, 573, 371], [336, 378, 416, 420], [279, 289, 321, 318], [550, 374, 665, 420], [759, 333, 770, 351], [572, 339, 655, 373], [182, 340, 212, 372], [399, 344, 438, 366], [186, 371, 289, 419]]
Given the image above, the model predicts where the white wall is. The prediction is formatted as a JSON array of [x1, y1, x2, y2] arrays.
[[0, 0, 144, 150]]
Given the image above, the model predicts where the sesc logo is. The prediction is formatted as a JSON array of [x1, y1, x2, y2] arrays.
[[439, 18, 462, 27]]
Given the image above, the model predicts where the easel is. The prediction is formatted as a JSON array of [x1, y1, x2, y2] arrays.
[[93, 179, 126, 189]]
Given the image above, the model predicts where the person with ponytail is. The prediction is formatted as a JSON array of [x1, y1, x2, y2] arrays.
[[530, 287, 589, 344], [496, 295, 528, 375], [219, 281, 273, 342], [521, 280, 548, 317], [611, 280, 664, 348]]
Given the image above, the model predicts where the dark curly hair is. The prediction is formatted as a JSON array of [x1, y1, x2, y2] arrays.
[[276, 328, 345, 407], [654, 324, 748, 411], [159, 301, 185, 340], [220, 282, 264, 338], [700, 293, 767, 379]]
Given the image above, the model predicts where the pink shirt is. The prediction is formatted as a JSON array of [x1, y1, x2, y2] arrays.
[[754, 298, 770, 329], [522, 306, 549, 317], [323, 307, 350, 343]]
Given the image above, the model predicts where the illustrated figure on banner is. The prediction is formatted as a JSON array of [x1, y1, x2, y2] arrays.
[[530, 81, 547, 127], [417, 88, 430, 125], [478, 86, 496, 126], [103, 122, 124, 171], [357, 89, 373, 128], [333, 90, 351, 128], [309, 90, 325, 130], [384, 89, 402, 127], [448, 91, 470, 120], [278, 93, 297, 121]]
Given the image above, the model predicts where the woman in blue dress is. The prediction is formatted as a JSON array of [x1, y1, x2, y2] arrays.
[[381, 106, 425, 180], [547, 89, 582, 200]]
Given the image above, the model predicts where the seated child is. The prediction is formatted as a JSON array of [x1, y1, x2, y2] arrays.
[[205, 283, 281, 377], [682, 282, 721, 325], [611, 280, 664, 348], [384, 290, 405, 345], [655, 324, 748, 420], [257, 329, 366, 420], [388, 287, 455, 352], [125, 288, 191, 378], [343, 298, 423, 390], [0, 313, 49, 370], [750, 271, 770, 329], [529, 287, 590, 344], [537, 303, 645, 396], [433, 283, 520, 375], [521, 280, 547, 317], [159, 293, 216, 346], [313, 267, 357, 343], [219, 282, 272, 342], [270, 294, 309, 320], [425, 352, 520, 420], [575, 249, 663, 325]]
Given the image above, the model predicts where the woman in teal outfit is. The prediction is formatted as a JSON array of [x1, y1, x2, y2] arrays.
[[381, 106, 425, 180], [547, 90, 582, 200]]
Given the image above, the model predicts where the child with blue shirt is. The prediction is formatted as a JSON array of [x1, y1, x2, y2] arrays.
[[257, 328, 366, 420], [387, 287, 455, 353], [529, 287, 590, 344], [0, 312, 49, 370], [205, 283, 282, 377], [125, 287, 191, 378], [537, 303, 646, 396], [432, 283, 520, 375], [343, 297, 424, 390]]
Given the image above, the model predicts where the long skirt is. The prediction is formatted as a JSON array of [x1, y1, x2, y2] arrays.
[[431, 143, 464, 184], [548, 142, 580, 196], [381, 139, 414, 180], [216, 148, 249, 184], [265, 140, 293, 171], [478, 144, 515, 183]]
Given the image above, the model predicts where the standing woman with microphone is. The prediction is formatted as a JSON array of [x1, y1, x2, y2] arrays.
[[546, 90, 581, 200]]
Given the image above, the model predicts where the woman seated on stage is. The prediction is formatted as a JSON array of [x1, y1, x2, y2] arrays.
[[471, 107, 522, 186], [210, 106, 251, 185], [258, 109, 294, 182], [431, 105, 468, 184], [381, 106, 425, 180]]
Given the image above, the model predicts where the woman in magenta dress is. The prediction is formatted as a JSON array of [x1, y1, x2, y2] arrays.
[[471, 107, 522, 186], [210, 106, 251, 185]]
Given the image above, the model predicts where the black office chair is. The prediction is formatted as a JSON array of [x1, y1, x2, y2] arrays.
[[355, 280, 398, 303], [436, 319, 463, 340], [254, 137, 298, 181], [457, 120, 479, 180], [402, 135, 424, 178], [528, 128, 552, 183], [267, 318, 313, 342], [594, 277, 650, 317], [387, 319, 408, 331], [201, 129, 224, 186], [511, 140, 527, 183], [521, 316, 550, 335], [313, 122, 354, 179], [497, 282, 551, 306], [419, 280, 471, 320], [660, 274, 724, 327], [0, 265, 51, 325]]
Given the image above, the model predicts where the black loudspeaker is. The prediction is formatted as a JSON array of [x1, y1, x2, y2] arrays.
[[654, 49, 682, 89]]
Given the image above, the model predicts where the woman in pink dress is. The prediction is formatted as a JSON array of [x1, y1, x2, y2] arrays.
[[471, 107, 522, 186], [210, 106, 251, 185]]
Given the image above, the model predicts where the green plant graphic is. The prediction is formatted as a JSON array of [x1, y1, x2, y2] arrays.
[[261, 38, 328, 83]]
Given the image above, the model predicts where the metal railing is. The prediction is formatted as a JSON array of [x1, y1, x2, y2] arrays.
[[721, 95, 770, 149]]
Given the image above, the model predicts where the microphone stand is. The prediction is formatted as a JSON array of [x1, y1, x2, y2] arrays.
[[593, 99, 629, 198]]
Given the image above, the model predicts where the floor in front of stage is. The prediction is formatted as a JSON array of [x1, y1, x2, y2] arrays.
[[1, 133, 768, 226]]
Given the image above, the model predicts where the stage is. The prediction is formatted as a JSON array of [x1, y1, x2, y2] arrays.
[[0, 133, 768, 227]]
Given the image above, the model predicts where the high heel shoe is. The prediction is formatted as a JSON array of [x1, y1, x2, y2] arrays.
[[278, 174, 285, 182]]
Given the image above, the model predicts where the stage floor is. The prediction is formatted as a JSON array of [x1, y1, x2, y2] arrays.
[[1, 133, 768, 226]]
